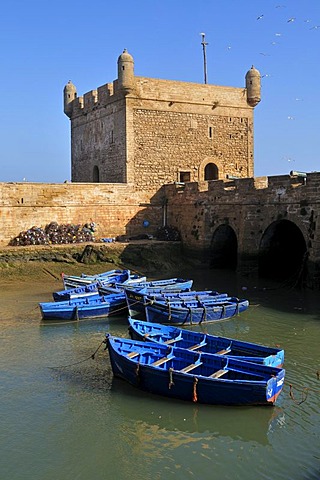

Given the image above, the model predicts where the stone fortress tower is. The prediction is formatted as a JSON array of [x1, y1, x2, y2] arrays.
[[64, 50, 261, 190]]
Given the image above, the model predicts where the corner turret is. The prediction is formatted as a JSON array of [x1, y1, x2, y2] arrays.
[[64, 80, 77, 118], [117, 49, 134, 94], [245, 66, 261, 107]]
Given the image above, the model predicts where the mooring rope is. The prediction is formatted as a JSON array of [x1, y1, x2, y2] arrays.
[[192, 377, 198, 402], [169, 367, 174, 389], [289, 384, 309, 405], [47, 339, 106, 369]]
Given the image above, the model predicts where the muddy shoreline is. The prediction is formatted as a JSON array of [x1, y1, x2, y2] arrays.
[[0, 240, 197, 283]]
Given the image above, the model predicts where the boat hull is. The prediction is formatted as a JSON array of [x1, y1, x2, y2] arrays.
[[39, 294, 126, 321], [105, 336, 285, 406], [53, 270, 131, 302], [125, 288, 229, 318], [128, 317, 284, 368]]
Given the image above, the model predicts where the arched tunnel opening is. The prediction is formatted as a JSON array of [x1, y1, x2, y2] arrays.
[[210, 225, 238, 270], [259, 220, 307, 283]]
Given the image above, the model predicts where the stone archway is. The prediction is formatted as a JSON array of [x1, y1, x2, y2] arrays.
[[199, 158, 224, 181], [204, 163, 219, 180], [259, 219, 307, 283], [210, 224, 238, 269]]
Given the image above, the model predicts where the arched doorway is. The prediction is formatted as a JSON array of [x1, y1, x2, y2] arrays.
[[93, 165, 100, 182], [210, 225, 238, 269], [204, 163, 218, 180], [259, 220, 307, 283]]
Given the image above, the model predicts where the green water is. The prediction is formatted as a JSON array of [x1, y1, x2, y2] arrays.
[[1, 268, 320, 480]]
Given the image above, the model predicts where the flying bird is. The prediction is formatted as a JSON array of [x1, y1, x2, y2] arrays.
[[282, 156, 294, 162], [310, 25, 320, 30], [257, 14, 264, 20], [287, 17, 296, 22]]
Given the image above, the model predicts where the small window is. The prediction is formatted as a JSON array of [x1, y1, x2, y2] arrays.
[[180, 171, 191, 182], [209, 126, 213, 138]]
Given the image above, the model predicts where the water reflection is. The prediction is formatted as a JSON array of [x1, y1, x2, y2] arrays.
[[2, 272, 320, 480], [109, 376, 284, 447]]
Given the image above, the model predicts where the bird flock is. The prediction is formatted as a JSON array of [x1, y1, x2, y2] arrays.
[[221, 4, 319, 170]]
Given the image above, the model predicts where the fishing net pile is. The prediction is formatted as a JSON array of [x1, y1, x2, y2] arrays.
[[8, 222, 96, 246], [155, 225, 181, 241]]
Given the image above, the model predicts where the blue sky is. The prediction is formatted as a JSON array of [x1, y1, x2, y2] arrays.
[[1, 0, 319, 182]]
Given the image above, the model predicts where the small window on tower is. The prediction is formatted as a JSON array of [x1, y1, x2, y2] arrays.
[[179, 171, 191, 182], [209, 126, 213, 138]]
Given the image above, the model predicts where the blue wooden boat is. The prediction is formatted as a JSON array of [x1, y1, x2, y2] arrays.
[[98, 277, 193, 296], [61, 268, 136, 289], [45, 279, 193, 321], [125, 287, 229, 317], [125, 288, 248, 324], [53, 270, 145, 302], [104, 335, 285, 406], [39, 292, 126, 321], [127, 317, 284, 368]]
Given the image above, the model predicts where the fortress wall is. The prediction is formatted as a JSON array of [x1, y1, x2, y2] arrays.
[[71, 97, 128, 183], [131, 107, 253, 190], [1, 174, 318, 268], [0, 183, 163, 245], [164, 173, 320, 263]]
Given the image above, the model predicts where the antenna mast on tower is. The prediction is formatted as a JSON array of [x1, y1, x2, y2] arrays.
[[200, 33, 208, 84]]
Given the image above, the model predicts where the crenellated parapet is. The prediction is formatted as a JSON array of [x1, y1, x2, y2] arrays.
[[164, 172, 311, 200], [63, 80, 121, 118], [63, 49, 135, 120]]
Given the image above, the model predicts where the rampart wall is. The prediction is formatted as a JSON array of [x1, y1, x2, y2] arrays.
[[1, 173, 319, 286], [0, 183, 165, 245], [163, 173, 320, 275]]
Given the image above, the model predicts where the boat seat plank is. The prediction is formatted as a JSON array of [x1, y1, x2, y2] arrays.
[[127, 351, 140, 359], [216, 349, 230, 355], [180, 362, 203, 373], [152, 356, 171, 367], [210, 369, 229, 378], [188, 343, 206, 351], [164, 337, 182, 345]]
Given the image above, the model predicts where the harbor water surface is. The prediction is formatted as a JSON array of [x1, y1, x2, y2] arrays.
[[1, 267, 320, 480]]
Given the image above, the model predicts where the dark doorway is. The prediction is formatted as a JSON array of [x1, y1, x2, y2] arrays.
[[204, 163, 218, 180], [93, 165, 100, 182], [210, 225, 238, 269], [259, 220, 307, 283]]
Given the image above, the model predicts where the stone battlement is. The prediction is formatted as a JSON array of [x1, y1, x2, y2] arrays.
[[165, 172, 312, 198], [67, 76, 251, 118]]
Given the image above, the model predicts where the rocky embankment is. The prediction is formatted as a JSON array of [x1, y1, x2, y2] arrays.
[[0, 241, 193, 282]]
